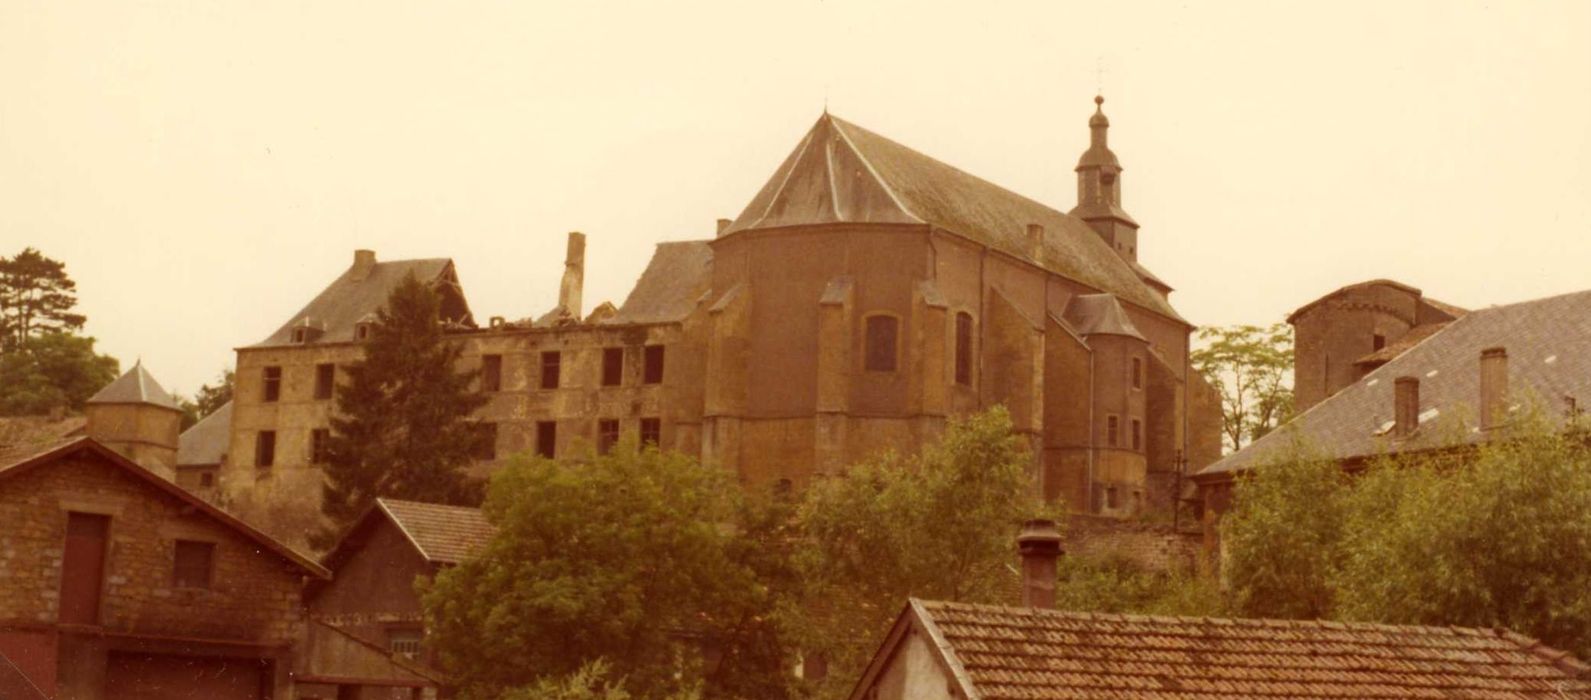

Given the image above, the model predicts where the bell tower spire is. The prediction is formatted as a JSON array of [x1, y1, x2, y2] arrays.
[[1070, 96, 1141, 263]]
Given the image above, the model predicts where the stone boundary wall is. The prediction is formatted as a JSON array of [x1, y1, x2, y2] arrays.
[[1063, 514, 1202, 573]]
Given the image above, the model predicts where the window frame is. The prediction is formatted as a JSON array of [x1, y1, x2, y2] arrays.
[[863, 313, 901, 373], [472, 422, 498, 461], [601, 347, 625, 387], [172, 539, 216, 590], [535, 421, 557, 459], [642, 345, 665, 385], [954, 311, 975, 386], [1106, 415, 1119, 447], [540, 351, 561, 390], [639, 417, 661, 448], [314, 363, 335, 400], [262, 366, 282, 403], [255, 430, 276, 469], [480, 354, 503, 393], [310, 428, 331, 464], [1131, 356, 1143, 390], [597, 419, 620, 454], [1131, 418, 1142, 451]]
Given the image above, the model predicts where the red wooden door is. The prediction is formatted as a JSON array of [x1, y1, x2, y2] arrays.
[[59, 513, 109, 625]]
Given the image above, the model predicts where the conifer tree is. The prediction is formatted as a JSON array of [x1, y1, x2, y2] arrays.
[[0, 247, 87, 351], [317, 274, 488, 545]]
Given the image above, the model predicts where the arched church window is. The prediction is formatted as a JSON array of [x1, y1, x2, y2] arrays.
[[864, 315, 899, 372], [954, 312, 974, 386]]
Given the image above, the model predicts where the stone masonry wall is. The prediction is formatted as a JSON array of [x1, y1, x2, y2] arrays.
[[1063, 514, 1200, 573]]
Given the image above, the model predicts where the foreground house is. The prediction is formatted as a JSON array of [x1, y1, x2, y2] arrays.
[[848, 522, 1591, 699]]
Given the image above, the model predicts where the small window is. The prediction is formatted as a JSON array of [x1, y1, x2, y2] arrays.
[[198, 471, 214, 488], [602, 348, 624, 386], [291, 327, 308, 343], [388, 627, 423, 660], [643, 345, 665, 384], [1373, 334, 1386, 351], [314, 363, 335, 400], [481, 354, 503, 392], [472, 422, 498, 461], [541, 351, 561, 390], [535, 421, 557, 459], [262, 366, 281, 402], [355, 323, 372, 341], [310, 428, 331, 464], [1106, 416, 1119, 447], [954, 312, 974, 386], [597, 419, 620, 455], [172, 540, 215, 589], [864, 315, 898, 372], [639, 418, 661, 448], [1105, 486, 1119, 510], [1131, 357, 1143, 390], [1131, 419, 1142, 451], [255, 431, 276, 468]]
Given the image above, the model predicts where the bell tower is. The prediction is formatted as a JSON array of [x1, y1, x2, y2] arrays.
[[1070, 96, 1141, 263]]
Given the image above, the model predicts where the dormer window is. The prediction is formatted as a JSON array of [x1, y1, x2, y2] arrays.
[[355, 322, 373, 341], [290, 319, 324, 344]]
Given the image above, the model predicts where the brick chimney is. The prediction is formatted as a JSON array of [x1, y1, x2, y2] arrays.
[[1480, 347, 1508, 430], [350, 249, 376, 282], [1027, 223, 1046, 261], [559, 232, 586, 318], [1394, 376, 1420, 438], [1017, 519, 1062, 609], [716, 218, 732, 235]]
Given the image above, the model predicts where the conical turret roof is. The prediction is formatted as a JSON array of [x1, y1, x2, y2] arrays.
[[86, 362, 179, 409]]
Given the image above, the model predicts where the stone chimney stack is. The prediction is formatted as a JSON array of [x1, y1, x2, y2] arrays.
[[1480, 347, 1508, 430], [559, 232, 586, 318], [716, 218, 732, 235], [351, 249, 377, 282], [1027, 223, 1046, 261], [1393, 376, 1420, 438], [1017, 519, 1063, 609]]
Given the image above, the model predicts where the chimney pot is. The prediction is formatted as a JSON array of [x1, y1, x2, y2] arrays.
[[1480, 346, 1508, 430], [1027, 223, 1046, 261], [1393, 376, 1420, 438], [1017, 519, 1063, 609], [351, 249, 377, 282], [716, 218, 733, 235]]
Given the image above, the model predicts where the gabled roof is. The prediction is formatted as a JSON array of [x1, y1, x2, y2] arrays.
[[1062, 293, 1147, 341], [251, 257, 473, 348], [607, 241, 714, 325], [177, 400, 232, 467], [0, 437, 328, 579], [322, 498, 495, 571], [86, 362, 179, 409], [1202, 289, 1591, 477], [849, 599, 1591, 700], [721, 114, 1182, 322]]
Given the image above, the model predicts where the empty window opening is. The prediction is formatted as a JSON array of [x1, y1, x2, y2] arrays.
[[864, 315, 899, 372], [1131, 419, 1142, 451], [172, 540, 215, 589], [640, 418, 661, 448], [1373, 334, 1387, 351], [1131, 357, 1143, 390], [1106, 415, 1119, 447], [536, 421, 557, 459], [355, 323, 372, 341], [597, 419, 620, 454], [198, 471, 214, 488], [314, 363, 335, 400], [255, 431, 276, 468], [1106, 486, 1119, 510], [541, 351, 561, 390], [602, 348, 624, 386], [472, 422, 498, 461], [643, 345, 665, 384], [310, 428, 331, 464], [262, 366, 281, 402], [954, 312, 974, 386], [481, 354, 503, 392]]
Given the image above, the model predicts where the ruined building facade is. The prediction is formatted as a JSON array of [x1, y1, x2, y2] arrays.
[[193, 101, 1223, 540]]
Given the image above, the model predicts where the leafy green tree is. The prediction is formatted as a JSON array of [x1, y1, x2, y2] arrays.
[[1054, 554, 1226, 618], [1192, 324, 1294, 452], [420, 438, 761, 700], [178, 368, 235, 429], [784, 407, 1052, 697], [316, 274, 488, 545], [0, 248, 86, 351], [0, 331, 119, 415]]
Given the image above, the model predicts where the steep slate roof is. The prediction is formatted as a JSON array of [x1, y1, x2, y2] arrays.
[[607, 241, 714, 325], [376, 498, 495, 564], [177, 400, 232, 467], [251, 257, 471, 347], [86, 362, 179, 408], [721, 114, 1182, 322], [1201, 289, 1591, 477], [0, 437, 328, 578], [1062, 293, 1147, 341], [850, 599, 1591, 699]]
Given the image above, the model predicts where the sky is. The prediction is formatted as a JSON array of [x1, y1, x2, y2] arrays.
[[3, 0, 1588, 398]]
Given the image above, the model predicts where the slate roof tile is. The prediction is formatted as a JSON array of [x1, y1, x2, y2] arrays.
[[378, 498, 495, 564]]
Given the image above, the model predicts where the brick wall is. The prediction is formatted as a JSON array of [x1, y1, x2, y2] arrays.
[[1063, 514, 1200, 573]]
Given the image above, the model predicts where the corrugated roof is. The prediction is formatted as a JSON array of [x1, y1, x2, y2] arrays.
[[85, 362, 179, 409], [251, 258, 470, 348], [1062, 293, 1147, 341], [607, 241, 714, 325], [177, 400, 232, 467], [1202, 289, 1591, 477], [856, 599, 1590, 699], [378, 498, 495, 564], [721, 114, 1182, 322]]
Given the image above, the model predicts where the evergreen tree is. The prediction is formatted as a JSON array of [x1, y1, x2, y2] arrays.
[[0, 331, 119, 415], [0, 248, 87, 351], [317, 274, 488, 545]]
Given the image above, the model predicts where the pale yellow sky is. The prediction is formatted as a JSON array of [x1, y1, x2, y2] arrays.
[[3, 0, 1589, 397]]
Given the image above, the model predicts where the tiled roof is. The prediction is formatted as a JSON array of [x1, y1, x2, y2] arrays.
[[251, 257, 473, 348], [378, 498, 495, 564], [607, 241, 714, 325], [721, 114, 1182, 323], [860, 599, 1591, 699], [177, 400, 232, 467], [1201, 288, 1591, 477], [85, 362, 179, 409]]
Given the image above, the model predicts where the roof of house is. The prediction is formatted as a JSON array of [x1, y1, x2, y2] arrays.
[[251, 257, 473, 348], [1201, 288, 1591, 478], [720, 113, 1182, 323], [177, 400, 232, 467], [1355, 321, 1452, 367], [1062, 293, 1147, 341], [0, 437, 328, 579], [849, 599, 1591, 700], [1287, 279, 1465, 325], [85, 362, 179, 409], [607, 241, 715, 325], [321, 498, 495, 571]]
